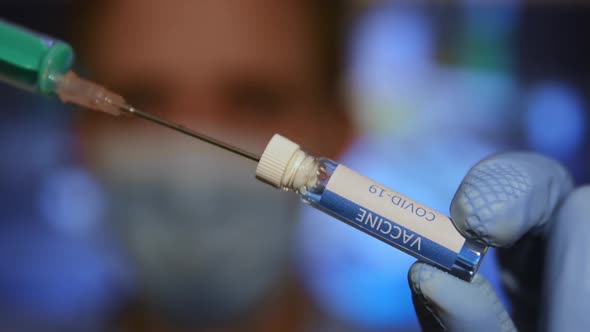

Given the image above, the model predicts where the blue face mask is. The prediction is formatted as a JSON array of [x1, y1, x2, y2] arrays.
[[92, 133, 297, 325]]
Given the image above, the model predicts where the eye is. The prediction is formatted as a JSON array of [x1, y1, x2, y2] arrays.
[[225, 80, 287, 118]]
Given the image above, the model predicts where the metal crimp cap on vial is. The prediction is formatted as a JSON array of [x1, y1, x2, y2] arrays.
[[256, 134, 300, 188]]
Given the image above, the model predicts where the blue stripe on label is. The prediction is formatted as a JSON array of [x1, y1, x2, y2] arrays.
[[319, 189, 458, 270]]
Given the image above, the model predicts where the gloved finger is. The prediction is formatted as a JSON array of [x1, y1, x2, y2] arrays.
[[450, 152, 573, 247], [543, 186, 590, 332], [408, 262, 516, 332]]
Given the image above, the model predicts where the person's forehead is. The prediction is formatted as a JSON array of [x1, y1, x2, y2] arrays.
[[87, 0, 317, 82]]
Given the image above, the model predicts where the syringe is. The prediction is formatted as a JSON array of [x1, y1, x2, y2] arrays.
[[0, 19, 486, 281], [0, 19, 259, 162]]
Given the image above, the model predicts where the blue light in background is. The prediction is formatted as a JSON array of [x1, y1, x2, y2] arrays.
[[38, 167, 105, 236], [349, 6, 433, 82], [0, 223, 129, 326], [349, 5, 434, 97], [524, 82, 587, 160], [0, 87, 132, 330], [347, 4, 436, 138]]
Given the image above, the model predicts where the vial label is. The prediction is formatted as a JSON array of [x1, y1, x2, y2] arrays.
[[319, 165, 466, 270]]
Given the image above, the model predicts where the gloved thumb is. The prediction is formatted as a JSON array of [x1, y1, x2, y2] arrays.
[[408, 262, 516, 332]]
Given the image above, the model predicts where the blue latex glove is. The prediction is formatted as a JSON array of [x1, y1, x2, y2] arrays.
[[408, 153, 590, 332]]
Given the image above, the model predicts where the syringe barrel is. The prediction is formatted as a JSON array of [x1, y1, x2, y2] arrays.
[[256, 134, 487, 281], [0, 19, 74, 96]]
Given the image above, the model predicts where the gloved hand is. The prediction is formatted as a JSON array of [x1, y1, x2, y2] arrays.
[[408, 153, 590, 332]]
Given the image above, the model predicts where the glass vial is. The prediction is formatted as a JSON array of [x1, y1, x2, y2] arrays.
[[256, 134, 487, 281]]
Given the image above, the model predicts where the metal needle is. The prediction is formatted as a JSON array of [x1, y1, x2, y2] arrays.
[[114, 103, 261, 162]]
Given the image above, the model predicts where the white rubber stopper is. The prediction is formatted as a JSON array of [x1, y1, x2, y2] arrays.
[[256, 134, 300, 187]]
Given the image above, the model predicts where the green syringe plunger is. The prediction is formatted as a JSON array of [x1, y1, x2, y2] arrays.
[[0, 19, 124, 116]]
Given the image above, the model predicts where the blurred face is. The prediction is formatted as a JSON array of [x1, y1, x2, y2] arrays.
[[80, 0, 350, 155], [75, 0, 351, 326]]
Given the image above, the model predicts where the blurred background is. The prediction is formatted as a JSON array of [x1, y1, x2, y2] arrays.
[[0, 1, 588, 331]]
